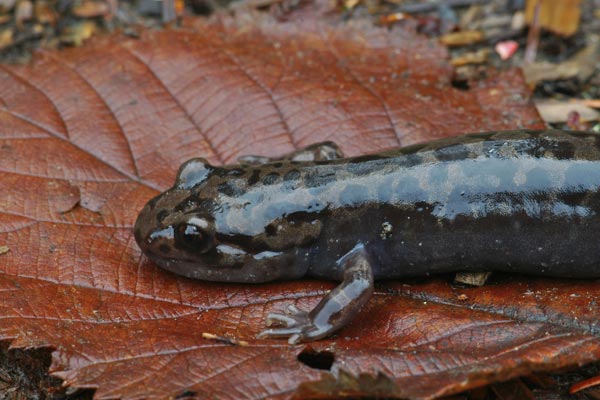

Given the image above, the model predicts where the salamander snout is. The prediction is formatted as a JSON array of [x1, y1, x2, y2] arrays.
[[133, 198, 168, 256]]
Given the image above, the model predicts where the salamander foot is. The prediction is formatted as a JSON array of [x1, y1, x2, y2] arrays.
[[257, 305, 329, 344], [257, 243, 375, 344]]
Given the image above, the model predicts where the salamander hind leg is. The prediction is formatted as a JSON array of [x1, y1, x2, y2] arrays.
[[238, 141, 344, 165], [257, 243, 374, 344]]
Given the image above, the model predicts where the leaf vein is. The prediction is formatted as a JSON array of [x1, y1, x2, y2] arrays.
[[218, 48, 298, 149], [42, 53, 142, 179], [323, 37, 402, 146], [121, 45, 225, 165]]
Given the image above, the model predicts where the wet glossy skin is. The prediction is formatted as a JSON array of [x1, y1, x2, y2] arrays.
[[134, 130, 600, 343]]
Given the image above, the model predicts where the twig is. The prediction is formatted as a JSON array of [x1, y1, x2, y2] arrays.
[[202, 332, 249, 346], [524, 0, 541, 64], [393, 0, 489, 14]]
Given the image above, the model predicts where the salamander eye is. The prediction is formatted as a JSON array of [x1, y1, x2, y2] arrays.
[[175, 217, 214, 254]]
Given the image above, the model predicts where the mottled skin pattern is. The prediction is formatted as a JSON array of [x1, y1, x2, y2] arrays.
[[135, 130, 600, 343]]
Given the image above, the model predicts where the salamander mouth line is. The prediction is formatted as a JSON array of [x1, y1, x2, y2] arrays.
[[148, 244, 285, 267]]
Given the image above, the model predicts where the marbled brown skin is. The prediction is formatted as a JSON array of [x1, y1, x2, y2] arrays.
[[134, 130, 600, 342]]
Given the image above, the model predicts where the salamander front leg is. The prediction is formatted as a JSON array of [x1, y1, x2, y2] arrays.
[[257, 244, 374, 344], [238, 141, 344, 165]]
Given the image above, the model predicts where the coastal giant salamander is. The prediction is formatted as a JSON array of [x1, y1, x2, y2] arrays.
[[134, 130, 600, 344]]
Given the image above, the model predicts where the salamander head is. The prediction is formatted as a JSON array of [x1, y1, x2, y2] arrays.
[[134, 158, 301, 283]]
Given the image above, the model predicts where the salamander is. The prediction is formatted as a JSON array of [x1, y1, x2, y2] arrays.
[[134, 130, 600, 344]]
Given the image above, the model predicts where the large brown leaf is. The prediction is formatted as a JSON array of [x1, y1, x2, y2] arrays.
[[0, 18, 597, 399]]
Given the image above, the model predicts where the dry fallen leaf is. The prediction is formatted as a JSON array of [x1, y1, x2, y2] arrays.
[[523, 34, 599, 86], [1, 16, 597, 399]]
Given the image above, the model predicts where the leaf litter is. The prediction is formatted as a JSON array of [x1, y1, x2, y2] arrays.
[[0, 0, 599, 399]]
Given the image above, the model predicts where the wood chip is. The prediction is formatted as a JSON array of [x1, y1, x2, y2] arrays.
[[34, 0, 57, 23], [440, 30, 483, 46], [15, 0, 33, 26], [459, 4, 481, 29], [479, 14, 512, 29], [72, 0, 109, 17], [535, 100, 600, 123], [0, 246, 9, 255], [344, 0, 360, 9], [0, 29, 13, 50], [379, 13, 408, 25], [511, 10, 526, 30], [582, 99, 600, 109], [451, 48, 488, 66], [60, 20, 97, 46], [454, 272, 492, 287]]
